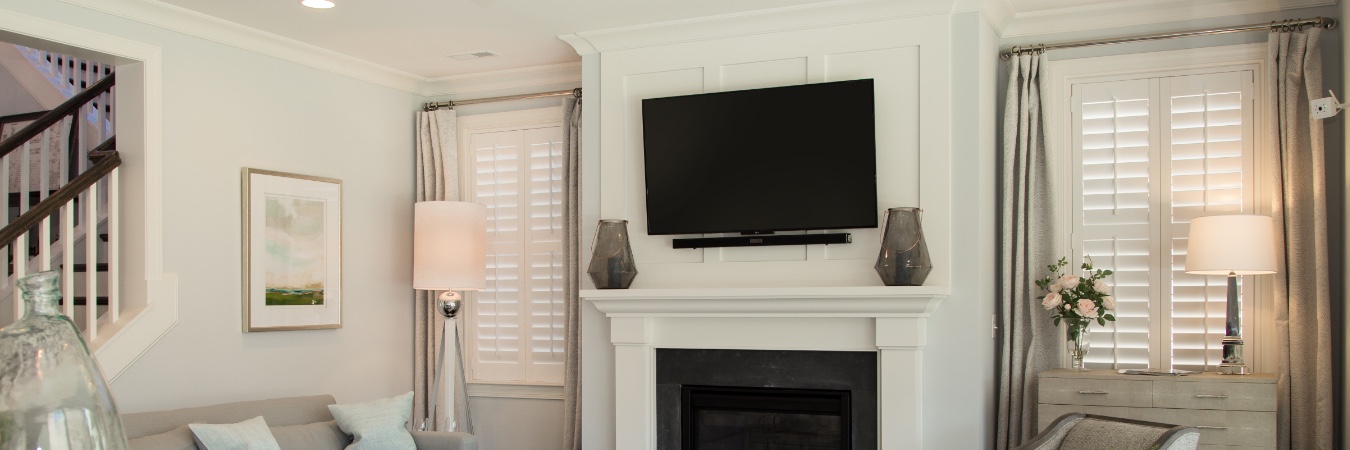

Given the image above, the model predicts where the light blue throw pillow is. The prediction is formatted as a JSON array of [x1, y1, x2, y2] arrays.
[[188, 416, 282, 450], [328, 391, 416, 450]]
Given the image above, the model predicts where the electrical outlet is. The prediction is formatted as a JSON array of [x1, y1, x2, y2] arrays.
[[1311, 97, 1339, 119]]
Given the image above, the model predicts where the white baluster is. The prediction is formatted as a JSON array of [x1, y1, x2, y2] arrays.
[[62, 201, 74, 319], [85, 183, 98, 339], [108, 168, 118, 322]]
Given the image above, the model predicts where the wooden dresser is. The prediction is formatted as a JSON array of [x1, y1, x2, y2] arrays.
[[1037, 369, 1276, 450]]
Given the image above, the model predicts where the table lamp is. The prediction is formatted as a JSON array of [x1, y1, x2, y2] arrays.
[[1184, 214, 1277, 375], [413, 201, 487, 430]]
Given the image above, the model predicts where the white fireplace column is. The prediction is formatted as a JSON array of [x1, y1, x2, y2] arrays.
[[583, 286, 948, 450]]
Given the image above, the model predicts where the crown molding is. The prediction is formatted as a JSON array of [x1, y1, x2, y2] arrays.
[[54, 0, 425, 92], [559, 0, 957, 55], [998, 0, 1337, 37], [417, 62, 581, 97]]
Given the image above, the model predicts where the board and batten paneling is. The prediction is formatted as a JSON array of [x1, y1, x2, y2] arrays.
[[595, 16, 949, 289]]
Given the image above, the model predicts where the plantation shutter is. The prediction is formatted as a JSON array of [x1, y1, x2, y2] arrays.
[[469, 124, 566, 384], [1072, 79, 1156, 370], [1070, 69, 1254, 371], [1164, 72, 1254, 372]]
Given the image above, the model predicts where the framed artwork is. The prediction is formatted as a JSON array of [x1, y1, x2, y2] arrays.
[[0, 111, 73, 193], [242, 168, 342, 332]]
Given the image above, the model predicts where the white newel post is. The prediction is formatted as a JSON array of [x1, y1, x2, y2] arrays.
[[584, 287, 947, 450]]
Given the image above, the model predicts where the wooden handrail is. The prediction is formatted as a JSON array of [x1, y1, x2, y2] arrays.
[[0, 73, 115, 160], [0, 149, 120, 247]]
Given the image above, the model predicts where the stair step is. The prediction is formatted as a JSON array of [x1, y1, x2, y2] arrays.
[[60, 263, 109, 272], [58, 296, 108, 306]]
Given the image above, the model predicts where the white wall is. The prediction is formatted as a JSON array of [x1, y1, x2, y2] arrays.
[[0, 0, 424, 412], [576, 9, 995, 449]]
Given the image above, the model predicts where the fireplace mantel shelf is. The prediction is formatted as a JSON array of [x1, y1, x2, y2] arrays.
[[580, 285, 949, 317]]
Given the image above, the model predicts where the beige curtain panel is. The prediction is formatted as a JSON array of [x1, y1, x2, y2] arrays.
[[996, 51, 1062, 450], [561, 97, 583, 450], [412, 109, 473, 434], [1267, 26, 1333, 450]]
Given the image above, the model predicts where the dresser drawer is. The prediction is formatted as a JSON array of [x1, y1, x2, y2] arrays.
[[1150, 408, 1275, 448], [1039, 377, 1152, 408], [1197, 445, 1272, 450], [1036, 405, 1274, 448], [1153, 380, 1276, 412]]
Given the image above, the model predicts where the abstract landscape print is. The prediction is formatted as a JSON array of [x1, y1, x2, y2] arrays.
[[264, 194, 327, 306], [243, 168, 341, 332]]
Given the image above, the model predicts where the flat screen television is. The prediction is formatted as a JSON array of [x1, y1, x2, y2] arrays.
[[641, 79, 878, 236]]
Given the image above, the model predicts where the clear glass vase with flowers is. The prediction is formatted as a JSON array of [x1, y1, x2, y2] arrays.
[[1036, 257, 1117, 371]]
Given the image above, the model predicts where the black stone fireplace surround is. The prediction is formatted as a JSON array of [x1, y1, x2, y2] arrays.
[[656, 349, 878, 450]]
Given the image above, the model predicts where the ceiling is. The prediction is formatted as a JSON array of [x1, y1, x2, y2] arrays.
[[153, 0, 841, 79], [147, 0, 1330, 80]]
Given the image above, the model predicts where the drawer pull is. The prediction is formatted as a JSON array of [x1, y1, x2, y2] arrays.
[[1194, 394, 1229, 399], [1194, 425, 1228, 430], [1076, 391, 1109, 395]]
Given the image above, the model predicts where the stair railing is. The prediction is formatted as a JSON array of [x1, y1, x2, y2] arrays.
[[0, 73, 118, 342]]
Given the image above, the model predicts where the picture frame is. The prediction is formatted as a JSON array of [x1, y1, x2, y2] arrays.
[[0, 111, 75, 193], [242, 168, 342, 332]]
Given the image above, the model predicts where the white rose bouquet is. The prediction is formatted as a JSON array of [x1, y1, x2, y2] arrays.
[[1035, 257, 1116, 328]]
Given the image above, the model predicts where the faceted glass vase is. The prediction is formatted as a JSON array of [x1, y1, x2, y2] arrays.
[[0, 271, 128, 450], [874, 207, 932, 286], [587, 220, 638, 289], [1066, 318, 1092, 372]]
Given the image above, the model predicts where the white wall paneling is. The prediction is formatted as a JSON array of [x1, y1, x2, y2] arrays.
[[579, 10, 969, 449], [596, 15, 951, 289]]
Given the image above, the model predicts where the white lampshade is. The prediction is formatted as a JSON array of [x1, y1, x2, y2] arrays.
[[1185, 214, 1278, 275], [413, 201, 487, 291]]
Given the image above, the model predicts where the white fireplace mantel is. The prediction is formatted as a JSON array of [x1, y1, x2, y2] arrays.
[[582, 286, 949, 450]]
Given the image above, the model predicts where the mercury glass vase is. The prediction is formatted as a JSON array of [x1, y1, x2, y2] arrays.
[[1066, 318, 1092, 372], [587, 220, 638, 289], [0, 271, 128, 450], [874, 207, 932, 286]]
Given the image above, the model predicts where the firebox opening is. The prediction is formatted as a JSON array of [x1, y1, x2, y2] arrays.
[[682, 385, 851, 450]]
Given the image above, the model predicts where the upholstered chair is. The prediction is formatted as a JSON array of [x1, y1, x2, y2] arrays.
[[1015, 413, 1201, 450]]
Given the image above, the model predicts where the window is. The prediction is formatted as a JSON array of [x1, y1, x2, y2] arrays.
[[458, 107, 566, 388], [1066, 64, 1263, 372]]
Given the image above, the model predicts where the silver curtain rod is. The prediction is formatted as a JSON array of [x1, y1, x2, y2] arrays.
[[1000, 17, 1337, 60], [423, 88, 582, 111]]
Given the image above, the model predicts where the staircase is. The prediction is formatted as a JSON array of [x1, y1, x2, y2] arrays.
[[0, 67, 122, 347]]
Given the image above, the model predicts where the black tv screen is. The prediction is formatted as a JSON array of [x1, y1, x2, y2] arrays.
[[641, 79, 878, 236]]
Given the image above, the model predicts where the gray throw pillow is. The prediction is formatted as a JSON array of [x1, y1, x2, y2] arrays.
[[327, 392, 415, 450], [127, 424, 196, 450], [189, 416, 282, 450], [270, 420, 352, 449]]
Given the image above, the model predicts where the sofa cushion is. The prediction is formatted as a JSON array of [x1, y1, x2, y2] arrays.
[[126, 424, 196, 450], [271, 420, 352, 449], [123, 395, 338, 439], [328, 392, 416, 450], [189, 416, 282, 450]]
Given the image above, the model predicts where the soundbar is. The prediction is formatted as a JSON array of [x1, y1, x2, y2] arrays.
[[672, 233, 852, 249]]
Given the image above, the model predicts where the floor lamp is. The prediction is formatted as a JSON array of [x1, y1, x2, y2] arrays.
[[413, 201, 487, 431], [1184, 214, 1277, 375]]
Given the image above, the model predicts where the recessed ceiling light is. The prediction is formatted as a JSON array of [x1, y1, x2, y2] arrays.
[[301, 0, 335, 9]]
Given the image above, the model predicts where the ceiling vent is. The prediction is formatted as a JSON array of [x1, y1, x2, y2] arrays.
[[449, 51, 500, 61]]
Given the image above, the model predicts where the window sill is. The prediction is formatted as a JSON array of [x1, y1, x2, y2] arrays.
[[466, 383, 564, 400]]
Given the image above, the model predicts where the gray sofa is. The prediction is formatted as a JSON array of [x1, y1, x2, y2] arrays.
[[122, 394, 477, 450]]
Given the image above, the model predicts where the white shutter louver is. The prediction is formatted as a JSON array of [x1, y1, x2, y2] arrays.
[[1071, 70, 1254, 372]]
